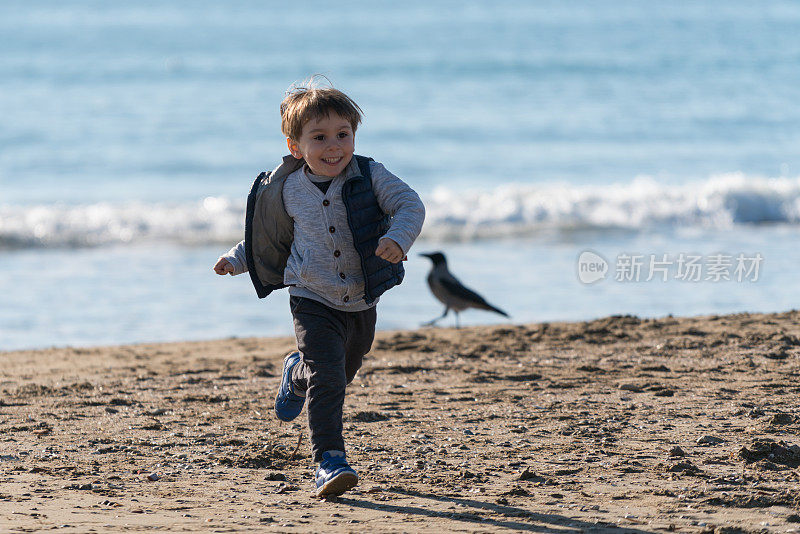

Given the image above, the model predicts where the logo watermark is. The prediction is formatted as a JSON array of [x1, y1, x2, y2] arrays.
[[577, 251, 763, 284], [577, 250, 609, 284]]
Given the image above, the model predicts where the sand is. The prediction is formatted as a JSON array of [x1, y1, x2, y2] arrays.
[[2, 311, 800, 533]]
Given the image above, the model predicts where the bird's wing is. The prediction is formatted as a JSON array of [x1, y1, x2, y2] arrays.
[[439, 277, 491, 307]]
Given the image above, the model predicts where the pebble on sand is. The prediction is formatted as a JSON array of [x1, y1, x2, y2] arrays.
[[697, 435, 724, 446], [669, 446, 686, 457]]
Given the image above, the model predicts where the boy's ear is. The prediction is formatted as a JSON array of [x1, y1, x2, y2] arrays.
[[287, 138, 303, 160]]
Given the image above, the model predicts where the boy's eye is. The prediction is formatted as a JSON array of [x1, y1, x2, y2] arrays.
[[313, 135, 325, 141], [337, 132, 349, 139]]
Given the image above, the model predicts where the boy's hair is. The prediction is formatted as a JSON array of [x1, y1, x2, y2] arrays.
[[280, 78, 363, 141]]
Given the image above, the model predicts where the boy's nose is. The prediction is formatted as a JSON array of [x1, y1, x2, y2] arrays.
[[325, 140, 345, 150]]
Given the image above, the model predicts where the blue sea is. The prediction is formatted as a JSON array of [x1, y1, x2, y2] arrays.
[[3, 1, 800, 350]]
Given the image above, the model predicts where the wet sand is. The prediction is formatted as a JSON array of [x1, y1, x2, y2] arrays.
[[2, 311, 800, 533]]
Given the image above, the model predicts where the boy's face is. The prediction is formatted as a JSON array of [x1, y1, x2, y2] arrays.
[[287, 113, 355, 177]]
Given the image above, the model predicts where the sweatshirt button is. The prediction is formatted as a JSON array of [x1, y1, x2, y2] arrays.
[[329, 226, 335, 233], [333, 250, 341, 258], [322, 199, 330, 206], [343, 296, 349, 302], [339, 272, 346, 279]]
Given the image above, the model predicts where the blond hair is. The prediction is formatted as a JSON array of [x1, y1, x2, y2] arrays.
[[280, 77, 363, 141]]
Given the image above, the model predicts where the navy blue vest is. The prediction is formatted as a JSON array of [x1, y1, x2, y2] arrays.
[[343, 155, 405, 304]]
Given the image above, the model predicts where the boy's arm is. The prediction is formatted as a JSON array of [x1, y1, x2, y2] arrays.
[[369, 162, 426, 255], [217, 240, 249, 275]]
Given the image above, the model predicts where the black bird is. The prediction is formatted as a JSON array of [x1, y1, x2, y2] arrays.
[[420, 252, 509, 328]]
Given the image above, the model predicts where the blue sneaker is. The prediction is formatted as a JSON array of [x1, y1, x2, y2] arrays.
[[274, 351, 305, 422], [315, 451, 358, 497]]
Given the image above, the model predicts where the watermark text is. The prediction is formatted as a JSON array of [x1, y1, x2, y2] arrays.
[[577, 251, 763, 284]]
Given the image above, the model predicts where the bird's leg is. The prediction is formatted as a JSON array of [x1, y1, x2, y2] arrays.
[[423, 307, 450, 327], [454, 311, 461, 329]]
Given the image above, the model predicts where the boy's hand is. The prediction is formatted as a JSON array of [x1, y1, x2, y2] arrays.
[[375, 238, 404, 263], [213, 258, 235, 275]]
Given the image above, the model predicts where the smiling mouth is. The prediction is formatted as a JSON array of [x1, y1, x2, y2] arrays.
[[322, 156, 343, 165]]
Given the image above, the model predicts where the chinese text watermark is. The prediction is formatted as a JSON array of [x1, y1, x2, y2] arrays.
[[577, 251, 763, 284]]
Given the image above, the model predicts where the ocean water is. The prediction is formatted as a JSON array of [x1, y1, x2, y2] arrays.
[[2, 1, 800, 350]]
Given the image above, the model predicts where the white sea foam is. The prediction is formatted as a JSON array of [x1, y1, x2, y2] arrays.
[[3, 173, 800, 249], [0, 196, 244, 249], [423, 173, 800, 240]]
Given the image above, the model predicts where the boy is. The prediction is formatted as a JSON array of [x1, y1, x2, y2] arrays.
[[213, 81, 425, 497]]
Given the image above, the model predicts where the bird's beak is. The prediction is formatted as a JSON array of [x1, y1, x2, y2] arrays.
[[419, 253, 432, 259]]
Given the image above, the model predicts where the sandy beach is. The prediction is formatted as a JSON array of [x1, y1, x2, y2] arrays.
[[2, 311, 800, 533]]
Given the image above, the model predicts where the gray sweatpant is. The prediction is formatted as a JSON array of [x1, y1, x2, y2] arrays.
[[289, 296, 377, 462]]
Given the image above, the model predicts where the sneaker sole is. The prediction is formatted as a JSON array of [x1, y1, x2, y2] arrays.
[[274, 352, 303, 422], [316, 472, 358, 497]]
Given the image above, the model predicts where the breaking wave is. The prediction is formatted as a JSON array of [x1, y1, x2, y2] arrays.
[[3, 173, 800, 249], [423, 172, 800, 240]]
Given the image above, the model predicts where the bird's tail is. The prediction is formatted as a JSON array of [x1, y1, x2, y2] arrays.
[[485, 303, 509, 318]]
